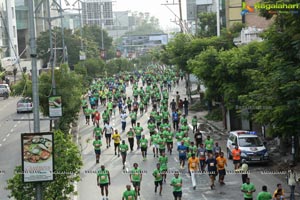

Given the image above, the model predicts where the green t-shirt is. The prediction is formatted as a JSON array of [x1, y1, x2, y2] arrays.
[[161, 111, 169, 119], [180, 118, 187, 125], [102, 112, 109, 120], [120, 144, 129, 153], [127, 131, 134, 138], [192, 118, 198, 126], [157, 137, 166, 149], [181, 125, 189, 132], [158, 156, 168, 170], [94, 127, 103, 137], [93, 139, 102, 150], [182, 137, 191, 147], [171, 177, 182, 192], [131, 168, 142, 182], [140, 138, 148, 148], [151, 134, 160, 145], [189, 145, 197, 154], [241, 183, 256, 199], [148, 123, 156, 132], [97, 169, 109, 184], [134, 126, 143, 136], [205, 139, 214, 151], [84, 108, 93, 116], [154, 113, 162, 122], [256, 191, 272, 200], [165, 131, 173, 142], [176, 132, 185, 142], [153, 169, 163, 181], [130, 112, 137, 120], [122, 190, 136, 200]]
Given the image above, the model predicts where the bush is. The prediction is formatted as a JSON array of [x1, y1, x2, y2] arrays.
[[205, 108, 222, 121]]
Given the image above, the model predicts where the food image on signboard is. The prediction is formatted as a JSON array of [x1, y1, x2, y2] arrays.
[[23, 136, 52, 163], [49, 97, 61, 108]]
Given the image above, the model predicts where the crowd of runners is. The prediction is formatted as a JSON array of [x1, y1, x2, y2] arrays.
[[81, 66, 298, 200]]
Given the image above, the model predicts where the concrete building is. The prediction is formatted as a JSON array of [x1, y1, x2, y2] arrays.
[[225, 0, 273, 29], [0, 0, 18, 59], [81, 0, 113, 28]]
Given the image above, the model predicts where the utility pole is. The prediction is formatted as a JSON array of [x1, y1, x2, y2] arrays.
[[59, 0, 67, 63], [216, 0, 220, 36], [178, 0, 183, 32], [28, 0, 42, 199]]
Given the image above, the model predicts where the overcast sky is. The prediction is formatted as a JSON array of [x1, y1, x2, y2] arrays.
[[63, 0, 186, 31]]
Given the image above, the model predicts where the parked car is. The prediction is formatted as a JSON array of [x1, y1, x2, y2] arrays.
[[0, 84, 10, 99], [226, 130, 269, 163], [17, 97, 33, 113]]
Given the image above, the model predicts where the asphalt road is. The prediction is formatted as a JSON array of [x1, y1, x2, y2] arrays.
[[0, 97, 49, 200], [76, 79, 294, 200]]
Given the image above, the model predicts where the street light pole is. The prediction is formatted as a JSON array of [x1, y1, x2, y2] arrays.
[[28, 0, 42, 199], [59, 0, 67, 63]]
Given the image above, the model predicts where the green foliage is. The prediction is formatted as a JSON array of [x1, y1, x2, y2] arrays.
[[197, 12, 217, 37], [228, 22, 246, 38], [105, 58, 134, 76], [39, 64, 83, 132], [205, 108, 222, 121], [6, 130, 82, 200], [10, 74, 32, 97]]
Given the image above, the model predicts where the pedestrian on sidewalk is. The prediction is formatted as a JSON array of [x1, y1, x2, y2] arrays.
[[170, 171, 183, 200], [241, 177, 256, 200], [188, 153, 199, 190], [97, 165, 111, 200], [183, 98, 189, 116], [256, 185, 272, 200], [287, 165, 298, 200]]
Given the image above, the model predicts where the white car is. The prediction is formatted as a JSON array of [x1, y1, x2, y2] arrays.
[[0, 84, 10, 98], [17, 97, 33, 113], [226, 130, 269, 163]]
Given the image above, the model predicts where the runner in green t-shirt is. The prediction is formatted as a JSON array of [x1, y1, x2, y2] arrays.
[[147, 121, 156, 136], [130, 112, 137, 127], [192, 116, 198, 133], [158, 152, 168, 182], [84, 107, 93, 125], [256, 185, 272, 200], [120, 140, 129, 169], [122, 185, 136, 200], [153, 163, 163, 196], [130, 163, 142, 197], [170, 171, 183, 199], [97, 165, 111, 199], [93, 136, 102, 164], [157, 137, 166, 156], [151, 132, 160, 157], [93, 125, 103, 138], [164, 128, 174, 155], [133, 123, 143, 149], [205, 135, 214, 153], [241, 177, 256, 199], [140, 135, 148, 161]]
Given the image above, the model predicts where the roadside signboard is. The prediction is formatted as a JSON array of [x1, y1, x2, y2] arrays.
[[21, 132, 54, 183], [49, 96, 62, 117]]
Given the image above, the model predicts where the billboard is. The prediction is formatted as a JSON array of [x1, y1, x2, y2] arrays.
[[21, 132, 54, 183]]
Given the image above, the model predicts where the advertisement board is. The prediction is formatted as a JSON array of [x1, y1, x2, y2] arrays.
[[21, 132, 54, 183], [49, 96, 62, 117]]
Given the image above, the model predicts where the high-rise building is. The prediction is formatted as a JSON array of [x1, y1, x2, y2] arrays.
[[81, 0, 113, 28], [0, 0, 18, 59]]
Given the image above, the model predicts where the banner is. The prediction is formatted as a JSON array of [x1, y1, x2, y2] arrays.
[[21, 132, 54, 183], [49, 96, 62, 117]]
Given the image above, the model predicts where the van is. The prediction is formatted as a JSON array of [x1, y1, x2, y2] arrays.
[[226, 130, 269, 163]]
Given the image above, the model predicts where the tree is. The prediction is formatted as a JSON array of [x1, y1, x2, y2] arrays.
[[6, 130, 82, 200], [105, 58, 134, 76], [197, 12, 217, 37], [39, 64, 83, 132]]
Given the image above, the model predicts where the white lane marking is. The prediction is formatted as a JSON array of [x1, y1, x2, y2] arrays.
[[201, 193, 208, 200], [10, 129, 14, 132], [6, 133, 10, 137], [14, 124, 17, 128], [17, 121, 21, 124], [3, 138, 6, 142]]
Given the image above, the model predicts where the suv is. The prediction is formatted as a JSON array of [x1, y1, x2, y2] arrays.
[[226, 130, 269, 163], [0, 84, 10, 98]]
